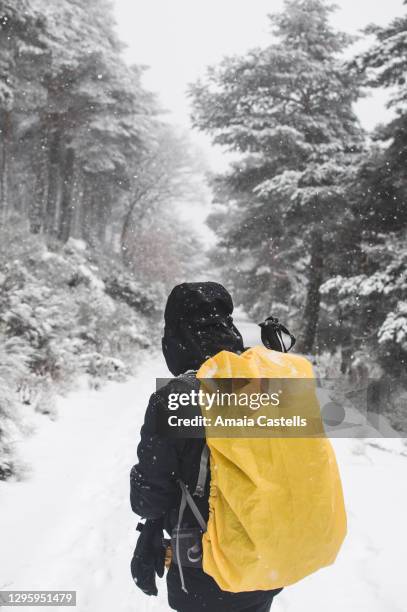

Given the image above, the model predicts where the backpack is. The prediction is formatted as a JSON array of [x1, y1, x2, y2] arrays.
[[175, 346, 346, 593]]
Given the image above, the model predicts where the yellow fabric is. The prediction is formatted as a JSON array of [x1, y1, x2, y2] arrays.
[[196, 346, 347, 592]]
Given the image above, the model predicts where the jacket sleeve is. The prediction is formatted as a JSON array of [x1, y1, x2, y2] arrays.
[[130, 391, 183, 519]]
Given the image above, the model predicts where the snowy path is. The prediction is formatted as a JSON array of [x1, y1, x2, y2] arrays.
[[1, 346, 407, 612], [0, 353, 170, 612]]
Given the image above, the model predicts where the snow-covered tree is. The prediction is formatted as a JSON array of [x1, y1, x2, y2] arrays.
[[119, 124, 208, 270], [1, 0, 199, 257], [190, 0, 363, 351], [352, 1, 407, 233], [27, 0, 156, 243], [0, 0, 205, 479], [321, 231, 407, 376], [0, 0, 48, 225], [321, 2, 407, 375]]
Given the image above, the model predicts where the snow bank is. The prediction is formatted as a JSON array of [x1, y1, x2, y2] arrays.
[[1, 351, 406, 612]]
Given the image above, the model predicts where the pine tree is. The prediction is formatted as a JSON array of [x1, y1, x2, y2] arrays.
[[190, 0, 363, 352], [321, 231, 407, 376], [0, 0, 47, 225], [0, 0, 160, 248], [353, 0, 407, 232], [321, 2, 407, 375], [34, 0, 154, 242]]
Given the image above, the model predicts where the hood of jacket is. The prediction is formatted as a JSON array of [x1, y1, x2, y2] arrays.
[[162, 282, 244, 376]]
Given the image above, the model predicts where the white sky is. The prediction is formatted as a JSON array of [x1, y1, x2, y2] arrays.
[[112, 0, 405, 232]]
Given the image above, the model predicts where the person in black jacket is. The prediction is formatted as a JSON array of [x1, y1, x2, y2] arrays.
[[130, 282, 283, 612]]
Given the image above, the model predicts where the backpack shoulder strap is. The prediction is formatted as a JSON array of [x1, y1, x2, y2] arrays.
[[174, 444, 209, 594], [177, 480, 207, 532], [175, 444, 209, 530], [194, 444, 209, 498]]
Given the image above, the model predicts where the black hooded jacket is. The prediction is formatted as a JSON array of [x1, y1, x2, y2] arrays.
[[131, 283, 244, 524], [130, 283, 281, 611]]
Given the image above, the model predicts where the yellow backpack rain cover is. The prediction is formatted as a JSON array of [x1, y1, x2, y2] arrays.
[[196, 346, 347, 592]]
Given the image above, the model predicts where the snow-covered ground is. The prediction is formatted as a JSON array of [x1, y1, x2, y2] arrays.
[[0, 353, 170, 612], [1, 341, 406, 611]]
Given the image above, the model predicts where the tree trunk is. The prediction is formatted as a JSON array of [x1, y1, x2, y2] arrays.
[[301, 228, 324, 354], [0, 110, 11, 225], [78, 175, 91, 241], [96, 184, 110, 246], [89, 191, 101, 248], [70, 169, 83, 238], [57, 148, 75, 242], [44, 128, 62, 236], [81, 175, 99, 248], [120, 207, 134, 266], [30, 133, 48, 234]]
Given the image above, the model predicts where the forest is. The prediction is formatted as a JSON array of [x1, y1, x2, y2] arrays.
[[0, 0, 406, 478], [190, 0, 407, 383], [0, 0, 204, 477]]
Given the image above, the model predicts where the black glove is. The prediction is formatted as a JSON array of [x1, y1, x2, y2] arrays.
[[130, 518, 166, 596]]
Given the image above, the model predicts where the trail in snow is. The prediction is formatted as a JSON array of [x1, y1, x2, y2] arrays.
[[1, 343, 407, 612], [0, 353, 169, 612]]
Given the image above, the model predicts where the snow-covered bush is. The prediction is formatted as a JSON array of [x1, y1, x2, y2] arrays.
[[0, 229, 157, 479], [103, 274, 159, 315], [80, 353, 127, 385], [0, 338, 31, 479]]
